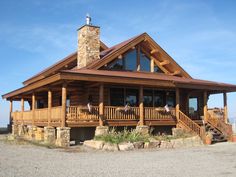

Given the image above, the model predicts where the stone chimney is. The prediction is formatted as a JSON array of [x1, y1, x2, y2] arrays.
[[77, 15, 100, 69]]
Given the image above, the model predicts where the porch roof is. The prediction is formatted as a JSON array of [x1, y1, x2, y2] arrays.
[[62, 69, 236, 91], [3, 69, 236, 100]]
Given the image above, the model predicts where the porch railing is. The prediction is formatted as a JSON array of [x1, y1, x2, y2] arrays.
[[12, 105, 177, 125], [144, 107, 176, 120], [66, 106, 99, 122], [104, 106, 140, 120]]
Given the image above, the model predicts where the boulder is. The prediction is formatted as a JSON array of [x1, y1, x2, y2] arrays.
[[160, 140, 174, 149], [83, 140, 104, 150], [103, 143, 119, 151], [118, 142, 134, 151], [133, 141, 144, 149]]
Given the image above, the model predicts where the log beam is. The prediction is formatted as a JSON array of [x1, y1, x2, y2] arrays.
[[150, 49, 159, 55], [48, 89, 52, 126], [61, 83, 67, 127], [99, 83, 104, 126], [176, 88, 180, 123], [203, 91, 208, 122], [160, 60, 170, 66], [223, 92, 228, 123], [170, 70, 181, 76], [139, 86, 144, 126], [32, 93, 35, 125]]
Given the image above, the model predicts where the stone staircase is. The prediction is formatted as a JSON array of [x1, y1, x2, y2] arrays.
[[205, 122, 227, 143]]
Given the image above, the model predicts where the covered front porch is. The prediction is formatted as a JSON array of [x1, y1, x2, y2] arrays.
[[8, 80, 229, 128]]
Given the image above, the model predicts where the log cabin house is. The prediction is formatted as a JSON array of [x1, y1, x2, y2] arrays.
[[2, 17, 236, 146]]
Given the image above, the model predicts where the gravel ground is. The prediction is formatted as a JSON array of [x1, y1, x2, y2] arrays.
[[0, 135, 236, 177]]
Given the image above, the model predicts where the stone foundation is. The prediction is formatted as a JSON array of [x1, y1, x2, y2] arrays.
[[44, 127, 56, 144], [56, 127, 71, 147], [27, 126, 37, 140], [95, 126, 109, 136], [136, 126, 149, 135], [18, 124, 24, 137], [12, 124, 18, 136], [35, 127, 44, 141]]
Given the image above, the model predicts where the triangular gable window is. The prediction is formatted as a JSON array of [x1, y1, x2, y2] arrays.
[[100, 47, 164, 73]]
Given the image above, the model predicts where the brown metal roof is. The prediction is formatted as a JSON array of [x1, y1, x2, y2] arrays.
[[62, 69, 236, 91]]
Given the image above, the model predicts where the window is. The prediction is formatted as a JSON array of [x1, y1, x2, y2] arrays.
[[105, 58, 124, 70], [110, 88, 124, 106], [140, 52, 150, 71], [166, 92, 175, 107], [124, 49, 137, 71], [37, 100, 44, 109], [189, 97, 198, 115], [154, 65, 163, 73], [154, 91, 165, 107], [126, 89, 139, 106], [144, 89, 153, 107]]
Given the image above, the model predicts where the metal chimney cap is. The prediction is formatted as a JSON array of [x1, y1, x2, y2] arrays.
[[86, 13, 92, 25]]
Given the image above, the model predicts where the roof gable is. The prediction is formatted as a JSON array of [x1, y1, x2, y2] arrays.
[[87, 33, 191, 78], [23, 41, 108, 86]]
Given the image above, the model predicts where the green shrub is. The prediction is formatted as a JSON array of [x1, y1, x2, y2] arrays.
[[94, 128, 149, 144]]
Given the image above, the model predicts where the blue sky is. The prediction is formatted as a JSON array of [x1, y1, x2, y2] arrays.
[[0, 0, 236, 126]]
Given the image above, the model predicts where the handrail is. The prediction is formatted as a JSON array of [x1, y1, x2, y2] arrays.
[[179, 110, 205, 141], [67, 105, 99, 121]]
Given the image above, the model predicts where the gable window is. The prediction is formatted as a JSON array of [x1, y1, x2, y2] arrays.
[[124, 49, 137, 71], [104, 58, 124, 71], [140, 51, 151, 72], [154, 65, 163, 73]]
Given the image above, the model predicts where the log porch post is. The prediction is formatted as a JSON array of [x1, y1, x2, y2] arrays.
[[32, 93, 36, 125], [61, 83, 67, 127], [99, 83, 104, 126], [139, 86, 144, 126], [175, 88, 180, 123], [21, 98, 24, 123], [203, 91, 208, 122], [48, 89, 52, 126], [9, 100, 13, 126], [223, 92, 228, 123]]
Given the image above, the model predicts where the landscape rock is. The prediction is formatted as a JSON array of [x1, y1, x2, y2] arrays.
[[133, 141, 144, 149], [84, 140, 104, 150], [103, 143, 119, 151], [118, 142, 134, 151]]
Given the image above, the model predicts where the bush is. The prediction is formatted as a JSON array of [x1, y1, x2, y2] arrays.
[[94, 128, 149, 144]]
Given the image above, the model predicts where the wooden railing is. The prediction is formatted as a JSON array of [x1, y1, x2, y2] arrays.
[[12, 111, 22, 124], [51, 106, 62, 123], [206, 113, 233, 139], [67, 106, 99, 122], [104, 106, 140, 120], [35, 108, 48, 123], [179, 111, 205, 140], [144, 107, 176, 120]]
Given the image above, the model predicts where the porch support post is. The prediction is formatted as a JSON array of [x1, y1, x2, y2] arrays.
[[9, 100, 13, 124], [48, 89, 52, 126], [99, 83, 104, 126], [203, 91, 208, 122], [61, 83, 67, 127], [32, 93, 36, 125], [223, 92, 228, 123], [21, 98, 24, 124], [175, 88, 180, 123], [139, 86, 144, 126]]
